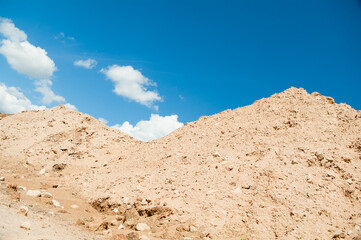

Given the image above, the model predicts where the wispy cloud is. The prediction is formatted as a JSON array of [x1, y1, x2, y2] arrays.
[[74, 58, 97, 69], [54, 32, 75, 41]]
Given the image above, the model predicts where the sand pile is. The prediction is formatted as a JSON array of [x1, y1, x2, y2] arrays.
[[0, 87, 360, 240]]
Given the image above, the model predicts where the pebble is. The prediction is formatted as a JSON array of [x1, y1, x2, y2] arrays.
[[17, 206, 29, 216], [355, 225, 360, 231], [136, 223, 150, 231], [20, 221, 31, 230], [41, 192, 53, 198], [70, 204, 79, 209], [26, 160, 33, 166], [0, 177, 4, 181], [26, 190, 41, 197], [39, 168, 46, 175], [118, 224, 124, 230], [291, 158, 298, 164], [17, 186, 27, 191], [212, 152, 220, 157], [52, 199, 61, 207], [189, 225, 197, 232]]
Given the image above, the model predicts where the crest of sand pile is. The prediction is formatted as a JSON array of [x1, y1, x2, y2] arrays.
[[0, 87, 360, 239]]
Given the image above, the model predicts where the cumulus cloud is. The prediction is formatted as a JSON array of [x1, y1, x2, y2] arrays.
[[0, 82, 45, 114], [34, 80, 65, 105], [98, 117, 108, 124], [112, 114, 183, 141], [0, 18, 27, 41], [74, 58, 97, 69], [0, 18, 69, 107], [101, 65, 162, 108], [0, 18, 56, 79]]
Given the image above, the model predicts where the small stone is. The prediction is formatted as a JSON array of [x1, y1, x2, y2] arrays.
[[52, 199, 61, 207], [0, 177, 5, 181], [136, 223, 150, 231], [124, 208, 139, 221], [26, 160, 33, 166], [212, 152, 220, 158], [118, 224, 124, 230], [17, 186, 27, 191], [20, 221, 31, 230], [52, 163, 67, 172], [17, 206, 29, 216], [39, 168, 46, 175], [355, 225, 360, 231], [76, 219, 85, 225], [41, 192, 53, 198], [111, 220, 118, 226], [189, 225, 197, 232], [70, 204, 79, 209], [347, 230, 353, 235], [26, 190, 41, 197], [333, 231, 345, 238], [291, 158, 298, 164]]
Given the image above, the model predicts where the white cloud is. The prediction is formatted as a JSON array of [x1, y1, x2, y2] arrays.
[[112, 114, 183, 141], [98, 117, 108, 125], [64, 103, 77, 111], [0, 18, 27, 41], [34, 80, 65, 105], [0, 82, 45, 114], [0, 18, 68, 107], [0, 40, 57, 79], [101, 65, 162, 108], [0, 18, 56, 79], [74, 58, 97, 69]]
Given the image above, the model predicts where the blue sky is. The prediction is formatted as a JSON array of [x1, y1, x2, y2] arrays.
[[0, 0, 361, 140]]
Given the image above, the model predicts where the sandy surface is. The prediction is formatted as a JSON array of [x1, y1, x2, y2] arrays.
[[0, 182, 102, 240], [0, 87, 361, 239]]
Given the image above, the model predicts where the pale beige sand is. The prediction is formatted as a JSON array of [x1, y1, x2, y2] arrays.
[[0, 87, 360, 239]]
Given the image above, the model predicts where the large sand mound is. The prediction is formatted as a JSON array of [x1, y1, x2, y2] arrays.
[[1, 87, 360, 239]]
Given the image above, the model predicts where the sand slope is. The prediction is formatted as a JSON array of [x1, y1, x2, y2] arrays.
[[0, 87, 360, 239]]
